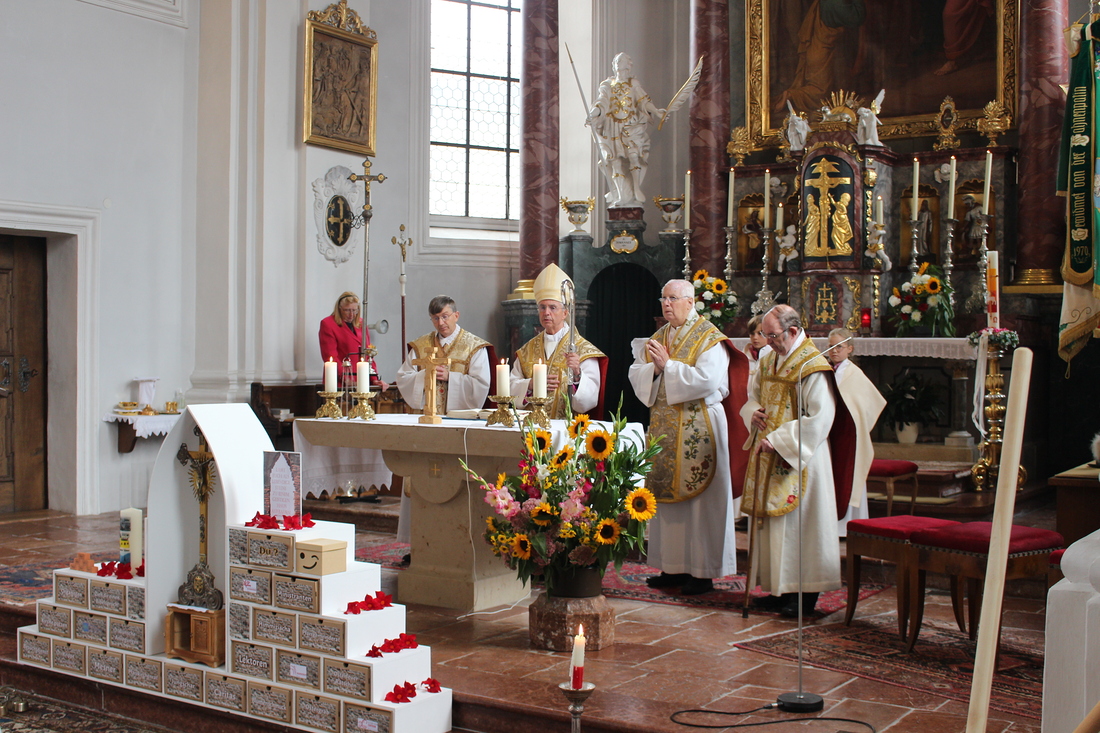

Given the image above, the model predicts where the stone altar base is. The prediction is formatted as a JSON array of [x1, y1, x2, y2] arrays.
[[527, 593, 615, 652]]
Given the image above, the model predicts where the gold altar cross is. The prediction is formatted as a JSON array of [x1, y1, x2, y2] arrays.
[[411, 347, 451, 424], [805, 158, 852, 257]]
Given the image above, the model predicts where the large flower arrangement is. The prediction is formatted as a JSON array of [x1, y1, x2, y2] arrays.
[[967, 327, 1019, 351], [462, 413, 662, 594], [888, 262, 955, 337], [692, 269, 739, 329]]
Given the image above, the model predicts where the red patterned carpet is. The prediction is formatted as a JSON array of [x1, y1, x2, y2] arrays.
[[736, 616, 1044, 719], [354, 542, 885, 616]]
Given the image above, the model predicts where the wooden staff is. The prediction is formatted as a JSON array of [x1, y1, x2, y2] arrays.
[[965, 347, 1033, 733], [742, 438, 769, 619], [1072, 699, 1100, 733]]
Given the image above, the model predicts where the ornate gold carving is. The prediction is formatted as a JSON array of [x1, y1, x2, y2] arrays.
[[863, 168, 878, 188], [976, 100, 1012, 146], [803, 141, 862, 160], [814, 281, 839, 324], [804, 158, 854, 257], [800, 277, 810, 325], [307, 0, 376, 37], [727, 126, 753, 166], [873, 274, 881, 319], [844, 277, 862, 331], [933, 97, 961, 151]]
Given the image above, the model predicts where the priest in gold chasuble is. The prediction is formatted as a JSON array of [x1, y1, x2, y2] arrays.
[[740, 305, 855, 617], [510, 264, 607, 419], [628, 279, 750, 596]]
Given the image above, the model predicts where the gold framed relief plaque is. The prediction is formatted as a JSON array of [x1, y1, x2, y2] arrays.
[[742, 0, 1017, 150], [303, 2, 379, 157]]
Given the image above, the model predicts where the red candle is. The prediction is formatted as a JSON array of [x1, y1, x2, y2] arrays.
[[569, 624, 586, 689]]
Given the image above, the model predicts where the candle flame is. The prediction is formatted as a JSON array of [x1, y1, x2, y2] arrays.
[[578, 624, 584, 635]]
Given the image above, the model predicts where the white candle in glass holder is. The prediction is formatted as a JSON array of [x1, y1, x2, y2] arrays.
[[726, 168, 736, 227], [983, 150, 993, 209], [684, 170, 692, 230], [911, 158, 920, 221], [763, 169, 771, 228]]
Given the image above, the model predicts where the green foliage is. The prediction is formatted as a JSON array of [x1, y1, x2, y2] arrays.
[[879, 370, 946, 429]]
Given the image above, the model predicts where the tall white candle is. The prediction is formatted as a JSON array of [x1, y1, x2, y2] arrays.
[[986, 250, 1000, 328], [726, 168, 736, 227], [947, 156, 957, 219], [357, 359, 371, 391], [323, 358, 337, 392], [775, 202, 784, 232], [120, 507, 142, 567], [495, 360, 510, 398], [570, 625, 586, 689], [684, 170, 692, 230], [875, 195, 883, 225], [911, 158, 920, 221], [982, 150, 993, 208], [763, 169, 771, 228], [532, 360, 547, 399]]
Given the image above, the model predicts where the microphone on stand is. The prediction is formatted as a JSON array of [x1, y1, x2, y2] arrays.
[[776, 334, 852, 714]]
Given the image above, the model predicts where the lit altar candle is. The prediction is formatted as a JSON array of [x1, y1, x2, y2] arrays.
[[570, 625, 586, 689], [357, 359, 371, 391], [683, 170, 691, 229], [911, 158, 920, 221], [496, 360, 510, 398], [947, 156, 957, 220], [120, 507, 142, 567], [323, 357, 337, 392], [982, 150, 993, 209], [775, 202, 784, 232], [763, 169, 771, 228], [726, 167, 736, 227], [532, 360, 547, 399], [875, 195, 883, 225], [986, 250, 1000, 328]]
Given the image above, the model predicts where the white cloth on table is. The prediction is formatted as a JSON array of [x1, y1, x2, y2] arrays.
[[741, 330, 841, 595], [102, 412, 181, 438], [627, 331, 737, 580], [509, 325, 600, 414], [292, 420, 392, 499]]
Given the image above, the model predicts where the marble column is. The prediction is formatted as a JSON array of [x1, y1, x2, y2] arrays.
[[519, 0, 559, 280], [688, 0, 732, 278], [1014, 0, 1068, 286]]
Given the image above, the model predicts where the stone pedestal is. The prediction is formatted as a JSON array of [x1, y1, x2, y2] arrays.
[[528, 593, 615, 652], [604, 207, 647, 250]]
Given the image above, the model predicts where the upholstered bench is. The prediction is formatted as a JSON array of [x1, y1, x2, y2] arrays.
[[867, 459, 920, 516], [906, 521, 1064, 651], [844, 515, 961, 640]]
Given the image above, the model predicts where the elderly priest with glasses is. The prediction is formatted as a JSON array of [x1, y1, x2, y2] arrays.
[[628, 279, 750, 596]]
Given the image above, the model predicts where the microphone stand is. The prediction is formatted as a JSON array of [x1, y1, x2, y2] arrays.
[[775, 334, 852, 714]]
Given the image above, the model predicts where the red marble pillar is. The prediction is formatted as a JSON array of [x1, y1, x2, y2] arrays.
[[1015, 0, 1068, 285], [519, 0, 560, 280], [688, 0, 732, 278]]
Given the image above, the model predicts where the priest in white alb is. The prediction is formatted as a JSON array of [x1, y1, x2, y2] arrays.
[[741, 305, 855, 617], [826, 327, 886, 537], [628, 279, 749, 595]]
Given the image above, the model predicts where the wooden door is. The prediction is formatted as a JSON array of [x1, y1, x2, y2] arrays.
[[0, 235, 48, 512]]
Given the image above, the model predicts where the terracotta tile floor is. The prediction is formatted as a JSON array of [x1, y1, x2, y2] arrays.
[[0, 502, 1054, 733]]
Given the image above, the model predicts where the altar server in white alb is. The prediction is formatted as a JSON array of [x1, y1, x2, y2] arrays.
[[628, 279, 750, 595], [395, 295, 492, 549], [741, 305, 855, 618], [826, 328, 886, 537]]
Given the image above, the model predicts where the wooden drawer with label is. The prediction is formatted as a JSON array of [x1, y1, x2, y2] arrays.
[[247, 532, 294, 572], [231, 641, 274, 680], [126, 655, 163, 693], [87, 647, 123, 683], [52, 639, 86, 675], [37, 603, 72, 638], [273, 574, 319, 614], [18, 630, 52, 666], [90, 580, 127, 615], [73, 610, 108, 645], [253, 608, 297, 647], [164, 663, 205, 703], [323, 658, 371, 700], [248, 682, 292, 724], [295, 691, 341, 733], [276, 648, 321, 689], [108, 618, 145, 654], [298, 615, 346, 657], [230, 567, 272, 605], [205, 673, 247, 713], [54, 573, 89, 608]]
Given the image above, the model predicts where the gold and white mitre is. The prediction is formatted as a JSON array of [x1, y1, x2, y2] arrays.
[[533, 263, 571, 303]]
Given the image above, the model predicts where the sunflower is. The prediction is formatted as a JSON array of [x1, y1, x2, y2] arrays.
[[525, 428, 553, 455], [509, 534, 532, 559], [585, 429, 615, 460], [625, 487, 657, 521], [567, 413, 591, 440], [530, 501, 559, 526], [917, 261, 929, 276], [912, 283, 925, 296], [594, 518, 621, 545], [711, 278, 728, 295], [551, 445, 575, 470], [557, 523, 577, 539], [693, 269, 709, 282], [925, 277, 942, 294]]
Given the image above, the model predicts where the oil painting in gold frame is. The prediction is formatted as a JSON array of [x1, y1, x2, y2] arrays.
[[743, 0, 1017, 149], [303, 16, 378, 157]]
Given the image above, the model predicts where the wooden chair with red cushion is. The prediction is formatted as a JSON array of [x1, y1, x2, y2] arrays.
[[867, 458, 920, 516]]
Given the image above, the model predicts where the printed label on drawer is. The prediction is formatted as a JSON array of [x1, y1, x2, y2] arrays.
[[231, 642, 273, 680], [295, 692, 340, 733], [54, 575, 89, 607], [344, 703, 392, 733], [126, 656, 162, 692], [38, 604, 72, 637], [206, 675, 246, 712], [299, 617, 345, 656], [277, 649, 320, 689], [248, 683, 292, 723], [253, 609, 296, 647], [247, 533, 293, 570], [230, 567, 272, 604], [52, 641, 86, 674], [19, 632, 51, 665], [90, 581, 126, 615], [165, 664, 204, 701], [73, 611, 108, 645], [273, 575, 318, 613], [109, 619, 145, 653], [323, 659, 370, 699], [88, 649, 123, 682]]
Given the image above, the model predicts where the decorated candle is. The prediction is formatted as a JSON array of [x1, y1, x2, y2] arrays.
[[495, 360, 510, 398], [947, 156, 957, 220], [323, 357, 337, 392], [570, 625, 586, 689], [684, 170, 692, 230], [911, 158, 920, 221], [775, 202, 784, 232], [120, 507, 142, 567], [982, 150, 993, 208], [986, 250, 1000, 328], [357, 359, 370, 391], [532, 360, 547, 399], [726, 167, 736, 227], [875, 195, 883, 225], [763, 169, 771, 228]]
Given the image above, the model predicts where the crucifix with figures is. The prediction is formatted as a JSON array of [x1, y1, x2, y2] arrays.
[[175, 427, 224, 610], [411, 347, 451, 424], [348, 159, 386, 360]]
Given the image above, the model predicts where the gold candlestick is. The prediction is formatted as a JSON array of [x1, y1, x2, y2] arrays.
[[525, 396, 550, 429], [971, 343, 1026, 491], [347, 391, 376, 420], [486, 395, 515, 427], [316, 391, 344, 419]]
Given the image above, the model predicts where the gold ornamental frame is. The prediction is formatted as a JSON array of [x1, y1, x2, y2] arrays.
[[303, 1, 379, 157], [742, 0, 1018, 151]]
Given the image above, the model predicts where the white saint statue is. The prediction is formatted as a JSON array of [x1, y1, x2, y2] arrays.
[[856, 89, 885, 147], [785, 101, 811, 152]]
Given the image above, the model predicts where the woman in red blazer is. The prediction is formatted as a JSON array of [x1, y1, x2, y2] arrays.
[[318, 291, 384, 388]]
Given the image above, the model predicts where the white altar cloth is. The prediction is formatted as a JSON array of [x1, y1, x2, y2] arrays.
[[292, 420, 393, 497], [101, 412, 181, 438]]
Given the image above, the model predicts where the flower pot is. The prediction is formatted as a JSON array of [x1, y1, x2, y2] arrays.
[[546, 565, 604, 599], [896, 422, 919, 444]]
